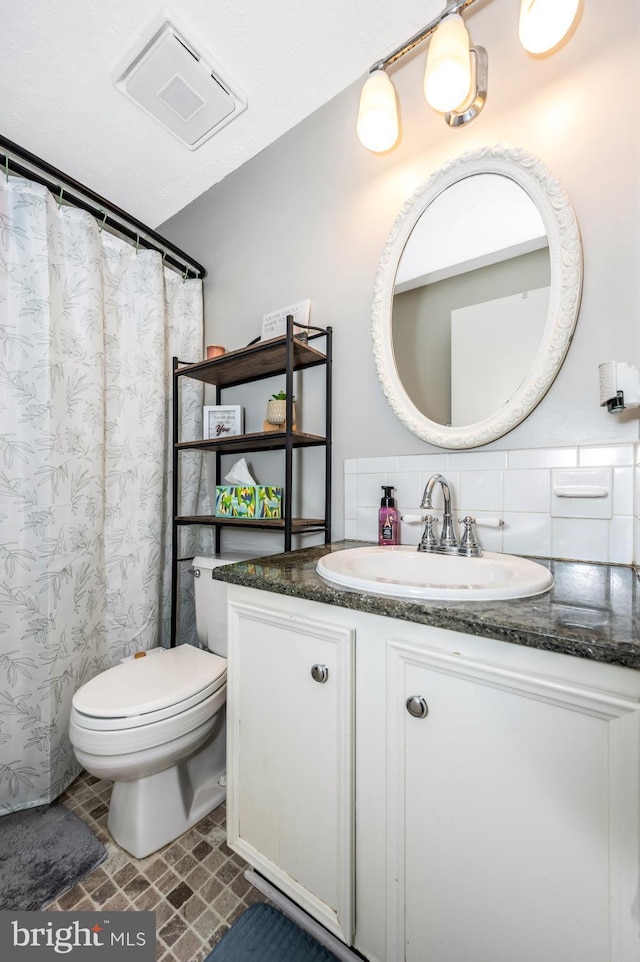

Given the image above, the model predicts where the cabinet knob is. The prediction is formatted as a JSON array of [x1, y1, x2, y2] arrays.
[[311, 664, 329, 684], [406, 695, 429, 718]]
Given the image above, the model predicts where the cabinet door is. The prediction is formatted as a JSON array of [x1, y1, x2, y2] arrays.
[[227, 600, 354, 943], [386, 641, 640, 962]]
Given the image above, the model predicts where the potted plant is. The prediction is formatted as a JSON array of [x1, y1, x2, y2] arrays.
[[266, 390, 296, 426]]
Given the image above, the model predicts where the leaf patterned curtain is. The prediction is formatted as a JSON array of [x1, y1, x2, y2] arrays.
[[0, 175, 210, 812]]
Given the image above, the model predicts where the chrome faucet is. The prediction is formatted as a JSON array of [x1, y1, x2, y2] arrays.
[[410, 474, 499, 557], [419, 474, 457, 552], [418, 474, 458, 553]]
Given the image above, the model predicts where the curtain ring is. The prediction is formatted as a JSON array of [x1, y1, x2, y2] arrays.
[[135, 233, 140, 254], [183, 266, 189, 283], [4, 155, 9, 183], [57, 185, 64, 208], [98, 209, 107, 233]]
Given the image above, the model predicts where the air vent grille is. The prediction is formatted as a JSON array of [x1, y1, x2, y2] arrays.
[[115, 20, 246, 150]]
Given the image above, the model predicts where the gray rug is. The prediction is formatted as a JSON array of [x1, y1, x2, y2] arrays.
[[0, 803, 107, 910], [206, 904, 341, 962]]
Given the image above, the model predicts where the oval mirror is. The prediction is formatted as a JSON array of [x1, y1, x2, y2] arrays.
[[371, 145, 583, 448]]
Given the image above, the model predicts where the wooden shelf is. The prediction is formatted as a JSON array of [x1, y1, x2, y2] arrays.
[[176, 335, 326, 388], [171, 319, 332, 645], [175, 430, 327, 455], [176, 516, 326, 531]]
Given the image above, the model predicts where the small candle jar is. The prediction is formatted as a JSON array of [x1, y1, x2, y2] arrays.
[[206, 345, 225, 359]]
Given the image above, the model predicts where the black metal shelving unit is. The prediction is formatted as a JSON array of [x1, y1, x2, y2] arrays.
[[170, 316, 332, 645]]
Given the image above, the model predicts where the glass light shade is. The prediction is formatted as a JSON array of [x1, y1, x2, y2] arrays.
[[357, 70, 399, 152], [424, 15, 472, 114], [519, 0, 580, 54]]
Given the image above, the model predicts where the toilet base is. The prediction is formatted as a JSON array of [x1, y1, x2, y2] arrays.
[[108, 715, 227, 858]]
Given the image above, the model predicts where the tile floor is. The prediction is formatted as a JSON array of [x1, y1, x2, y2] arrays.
[[51, 771, 268, 962]]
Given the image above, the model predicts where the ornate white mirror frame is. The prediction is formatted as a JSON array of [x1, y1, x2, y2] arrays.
[[371, 144, 583, 448]]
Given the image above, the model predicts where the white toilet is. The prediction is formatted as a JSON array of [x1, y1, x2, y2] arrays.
[[69, 555, 240, 859]]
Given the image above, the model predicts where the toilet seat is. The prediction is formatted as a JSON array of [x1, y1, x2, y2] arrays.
[[69, 684, 227, 757], [71, 644, 226, 731]]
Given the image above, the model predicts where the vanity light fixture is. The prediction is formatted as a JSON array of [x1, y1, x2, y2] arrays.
[[423, 14, 472, 114], [357, 0, 580, 152], [356, 68, 399, 153], [518, 0, 580, 54]]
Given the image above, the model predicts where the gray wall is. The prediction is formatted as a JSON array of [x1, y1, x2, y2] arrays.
[[393, 247, 550, 423], [162, 0, 640, 545]]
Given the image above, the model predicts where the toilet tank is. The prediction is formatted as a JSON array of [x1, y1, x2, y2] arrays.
[[192, 554, 251, 656]]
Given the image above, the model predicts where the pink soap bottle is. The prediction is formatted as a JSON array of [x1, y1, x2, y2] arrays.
[[378, 485, 399, 546]]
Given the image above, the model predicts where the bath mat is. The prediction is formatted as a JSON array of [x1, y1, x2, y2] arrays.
[[206, 904, 342, 962], [0, 803, 107, 910]]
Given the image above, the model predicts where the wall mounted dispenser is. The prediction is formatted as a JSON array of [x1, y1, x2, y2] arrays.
[[599, 361, 640, 413]]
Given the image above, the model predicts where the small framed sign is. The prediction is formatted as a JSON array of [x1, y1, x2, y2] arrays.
[[203, 405, 244, 440], [260, 299, 310, 342]]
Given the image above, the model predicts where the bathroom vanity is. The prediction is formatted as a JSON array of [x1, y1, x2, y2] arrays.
[[214, 543, 640, 962]]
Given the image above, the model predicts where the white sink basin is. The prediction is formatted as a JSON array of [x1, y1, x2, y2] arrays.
[[316, 545, 553, 601]]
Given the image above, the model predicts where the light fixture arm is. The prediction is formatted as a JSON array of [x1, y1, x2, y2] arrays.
[[445, 44, 488, 126], [358, 0, 580, 150], [369, 0, 481, 74]]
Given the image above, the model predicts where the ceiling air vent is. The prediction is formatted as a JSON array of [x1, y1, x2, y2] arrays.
[[114, 19, 246, 150]]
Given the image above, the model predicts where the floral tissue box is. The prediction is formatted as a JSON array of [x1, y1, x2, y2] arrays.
[[215, 485, 282, 519]]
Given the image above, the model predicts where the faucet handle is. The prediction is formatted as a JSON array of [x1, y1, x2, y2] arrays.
[[458, 516, 483, 557], [472, 516, 505, 528], [419, 514, 438, 550]]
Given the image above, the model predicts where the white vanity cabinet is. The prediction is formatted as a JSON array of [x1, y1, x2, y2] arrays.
[[386, 640, 640, 962], [225, 586, 640, 962], [226, 594, 355, 943]]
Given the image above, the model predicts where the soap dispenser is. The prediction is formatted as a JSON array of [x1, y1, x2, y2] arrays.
[[378, 485, 399, 546]]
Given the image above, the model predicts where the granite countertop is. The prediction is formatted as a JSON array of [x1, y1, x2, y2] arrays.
[[211, 541, 640, 670]]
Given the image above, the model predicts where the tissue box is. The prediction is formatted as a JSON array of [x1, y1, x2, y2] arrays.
[[215, 485, 283, 519], [215, 486, 256, 518], [257, 485, 283, 519]]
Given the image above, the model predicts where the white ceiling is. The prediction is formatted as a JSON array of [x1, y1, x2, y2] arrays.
[[1, 0, 443, 228]]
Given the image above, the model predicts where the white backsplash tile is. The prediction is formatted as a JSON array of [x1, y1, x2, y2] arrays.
[[551, 518, 610, 563], [345, 443, 637, 566], [357, 472, 388, 507], [355, 456, 400, 474], [503, 469, 551, 514], [344, 519, 358, 540], [613, 467, 634, 517], [449, 450, 508, 471], [459, 471, 503, 513], [608, 517, 634, 565], [398, 453, 449, 473], [579, 444, 635, 467], [507, 447, 577, 469], [344, 474, 357, 520], [387, 471, 422, 511], [356, 505, 379, 544], [502, 513, 552, 558]]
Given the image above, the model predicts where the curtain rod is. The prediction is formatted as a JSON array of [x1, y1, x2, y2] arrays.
[[0, 134, 207, 280]]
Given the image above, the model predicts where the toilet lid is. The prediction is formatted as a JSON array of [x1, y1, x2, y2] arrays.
[[72, 645, 226, 719]]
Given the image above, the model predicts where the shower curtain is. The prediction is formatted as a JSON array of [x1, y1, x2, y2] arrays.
[[0, 174, 210, 812]]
